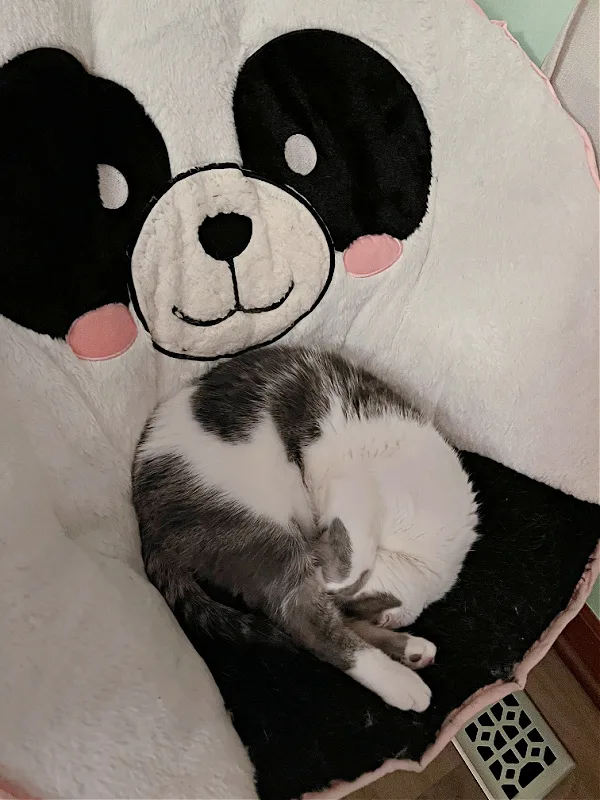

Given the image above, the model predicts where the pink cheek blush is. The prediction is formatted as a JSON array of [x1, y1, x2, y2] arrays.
[[67, 302, 138, 360], [343, 234, 403, 277]]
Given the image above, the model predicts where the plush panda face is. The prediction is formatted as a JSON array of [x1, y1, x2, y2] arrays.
[[0, 32, 431, 362], [130, 164, 334, 359], [130, 30, 432, 360]]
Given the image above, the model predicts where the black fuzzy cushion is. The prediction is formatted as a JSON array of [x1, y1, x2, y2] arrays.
[[176, 452, 599, 800]]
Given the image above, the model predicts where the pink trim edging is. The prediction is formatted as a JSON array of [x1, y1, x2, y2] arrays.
[[489, 19, 600, 191], [305, 541, 600, 800], [0, 777, 38, 800], [464, 0, 486, 17], [464, 2, 599, 189]]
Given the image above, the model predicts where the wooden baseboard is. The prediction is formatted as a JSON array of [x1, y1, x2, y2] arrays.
[[555, 603, 600, 709]]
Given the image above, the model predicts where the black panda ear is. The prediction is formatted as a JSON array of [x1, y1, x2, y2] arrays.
[[0, 47, 170, 338]]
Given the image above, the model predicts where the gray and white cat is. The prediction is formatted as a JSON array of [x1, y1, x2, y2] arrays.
[[132, 347, 478, 712]]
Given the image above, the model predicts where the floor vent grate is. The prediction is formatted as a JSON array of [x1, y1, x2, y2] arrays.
[[454, 690, 574, 800]]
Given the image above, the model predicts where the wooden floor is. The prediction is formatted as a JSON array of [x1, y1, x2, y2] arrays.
[[348, 649, 600, 800]]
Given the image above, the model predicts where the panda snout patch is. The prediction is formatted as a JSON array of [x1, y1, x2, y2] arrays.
[[171, 211, 294, 329], [130, 164, 333, 360]]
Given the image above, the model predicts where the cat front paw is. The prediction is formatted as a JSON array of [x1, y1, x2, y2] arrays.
[[350, 649, 432, 712]]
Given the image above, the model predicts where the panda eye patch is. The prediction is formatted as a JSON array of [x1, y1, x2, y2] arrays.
[[234, 29, 432, 251], [284, 133, 317, 176]]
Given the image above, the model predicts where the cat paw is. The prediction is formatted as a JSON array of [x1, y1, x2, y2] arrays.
[[350, 649, 432, 712], [380, 662, 432, 711], [404, 636, 436, 670]]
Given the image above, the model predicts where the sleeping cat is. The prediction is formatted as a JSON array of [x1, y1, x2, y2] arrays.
[[132, 346, 478, 712]]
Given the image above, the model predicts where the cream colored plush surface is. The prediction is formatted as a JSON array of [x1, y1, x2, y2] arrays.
[[0, 317, 257, 800]]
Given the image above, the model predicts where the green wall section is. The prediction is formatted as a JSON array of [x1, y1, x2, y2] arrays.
[[476, 0, 578, 65], [588, 579, 600, 618]]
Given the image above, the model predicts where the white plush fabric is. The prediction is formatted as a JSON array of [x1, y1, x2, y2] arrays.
[[0, 1, 597, 797], [336, 1, 599, 503], [0, 318, 256, 799]]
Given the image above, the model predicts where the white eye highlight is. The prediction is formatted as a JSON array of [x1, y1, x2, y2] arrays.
[[97, 163, 128, 209], [284, 133, 317, 176]]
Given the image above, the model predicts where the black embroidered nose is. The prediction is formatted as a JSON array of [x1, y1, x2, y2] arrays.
[[198, 212, 253, 261]]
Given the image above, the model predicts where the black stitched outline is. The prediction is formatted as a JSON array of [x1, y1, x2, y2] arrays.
[[242, 281, 294, 314], [172, 273, 294, 327], [128, 163, 335, 361]]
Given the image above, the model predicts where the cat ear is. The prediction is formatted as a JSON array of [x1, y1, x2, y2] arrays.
[[315, 516, 348, 541], [326, 517, 351, 550], [316, 517, 352, 585]]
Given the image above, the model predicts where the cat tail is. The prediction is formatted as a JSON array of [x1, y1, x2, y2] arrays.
[[152, 567, 297, 651]]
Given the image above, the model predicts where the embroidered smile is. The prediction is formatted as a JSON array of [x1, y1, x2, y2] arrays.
[[172, 261, 294, 327]]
